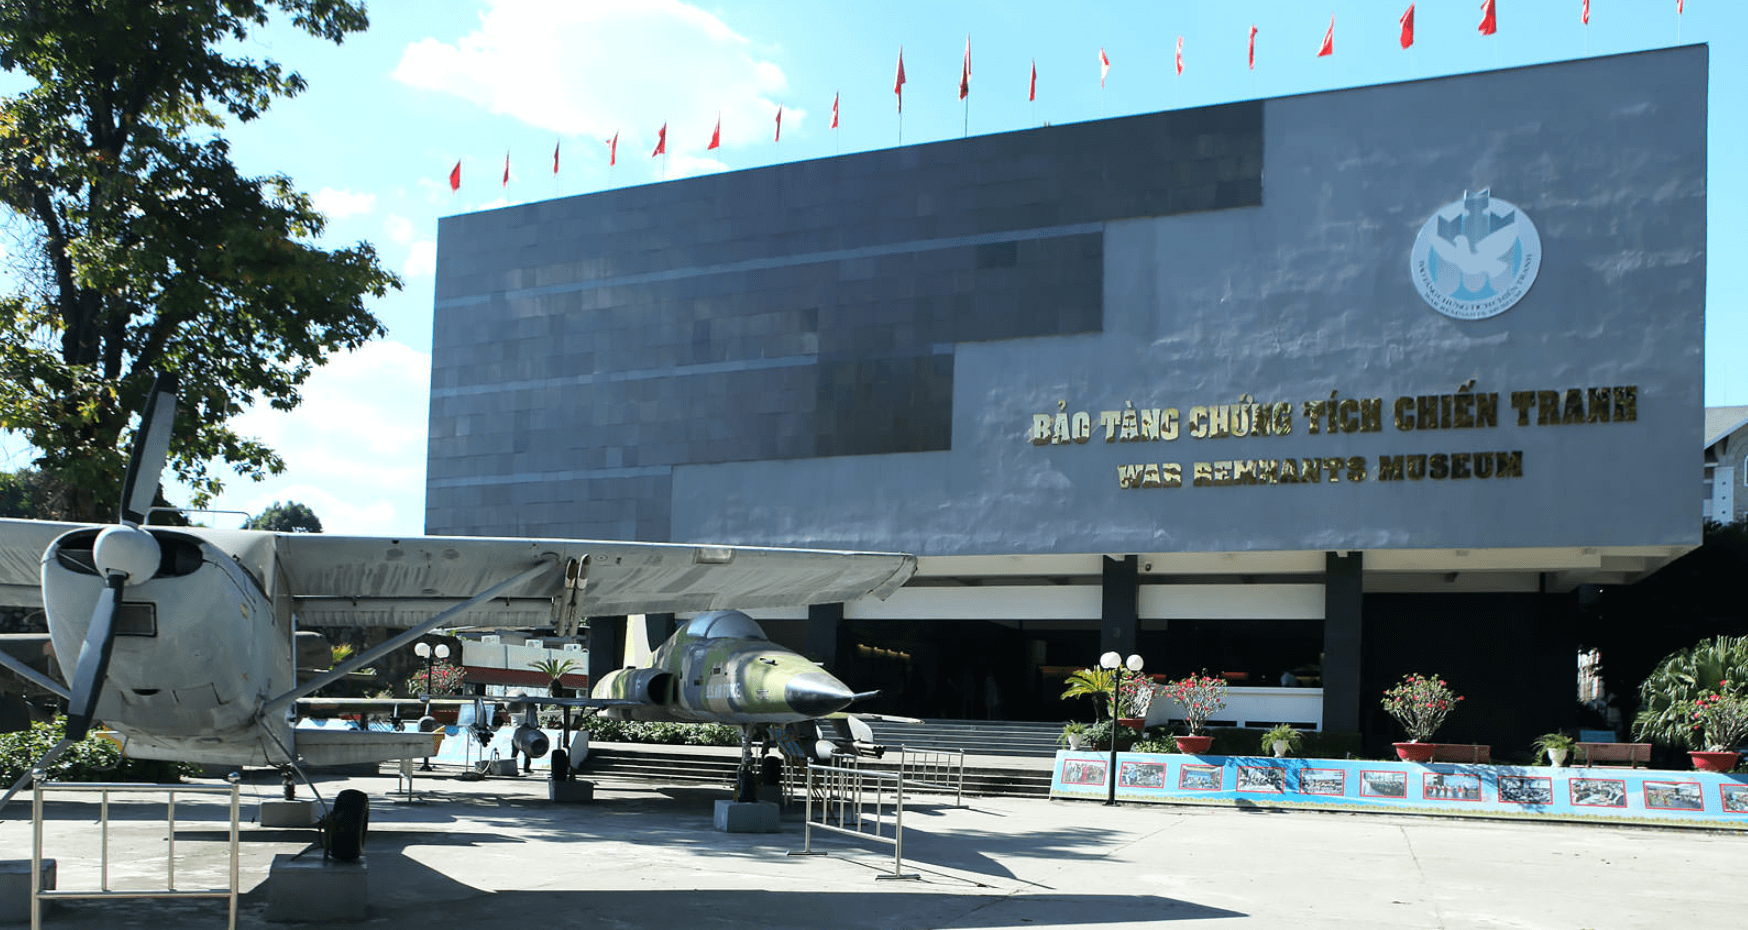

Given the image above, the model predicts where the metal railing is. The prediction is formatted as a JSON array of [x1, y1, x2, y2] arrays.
[[31, 776, 243, 930], [893, 747, 964, 807], [789, 760, 918, 880]]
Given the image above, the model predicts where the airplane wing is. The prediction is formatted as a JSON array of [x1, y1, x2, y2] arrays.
[[501, 693, 644, 710], [251, 532, 917, 629], [0, 519, 88, 607]]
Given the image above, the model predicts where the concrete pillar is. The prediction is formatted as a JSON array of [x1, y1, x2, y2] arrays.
[[587, 616, 626, 688], [1322, 552, 1364, 735], [805, 602, 843, 667], [1100, 555, 1139, 659]]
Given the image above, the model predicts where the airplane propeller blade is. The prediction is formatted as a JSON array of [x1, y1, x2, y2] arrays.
[[65, 575, 124, 742], [119, 371, 179, 526], [0, 737, 72, 816]]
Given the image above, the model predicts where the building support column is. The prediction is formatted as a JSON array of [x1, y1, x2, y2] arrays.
[[587, 616, 627, 690], [806, 602, 843, 668], [1100, 555, 1139, 660], [1322, 552, 1364, 736]]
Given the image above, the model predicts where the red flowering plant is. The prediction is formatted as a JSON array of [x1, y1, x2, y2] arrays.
[[1380, 673, 1463, 743], [1164, 672, 1227, 735], [1687, 680, 1748, 752]]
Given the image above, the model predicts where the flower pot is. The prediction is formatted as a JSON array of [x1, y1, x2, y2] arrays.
[[1175, 735, 1215, 754], [1118, 717, 1146, 732], [1393, 742, 1437, 763], [1272, 740, 1291, 758], [1688, 750, 1740, 773], [1065, 734, 1090, 751], [1547, 747, 1568, 768]]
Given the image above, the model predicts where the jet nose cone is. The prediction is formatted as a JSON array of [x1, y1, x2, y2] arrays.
[[785, 674, 856, 718]]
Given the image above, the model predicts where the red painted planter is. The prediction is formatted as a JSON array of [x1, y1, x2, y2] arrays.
[[1175, 735, 1215, 754], [1118, 718, 1147, 732], [1688, 750, 1740, 773], [1393, 742, 1437, 763]]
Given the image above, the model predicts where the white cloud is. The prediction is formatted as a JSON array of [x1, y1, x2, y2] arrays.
[[384, 214, 417, 245], [312, 187, 377, 219], [181, 340, 432, 536], [402, 241, 436, 278], [394, 0, 792, 155]]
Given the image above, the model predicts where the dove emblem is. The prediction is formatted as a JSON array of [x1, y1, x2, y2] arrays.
[[1410, 189, 1541, 321]]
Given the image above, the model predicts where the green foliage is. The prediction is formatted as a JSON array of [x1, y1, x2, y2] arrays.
[[1532, 731, 1577, 764], [243, 500, 322, 532], [527, 658, 577, 681], [0, 718, 197, 787], [0, 468, 71, 519], [1058, 721, 1089, 747], [1058, 667, 1116, 720], [0, 1, 397, 520], [1260, 723, 1304, 755], [1164, 672, 1229, 735], [583, 719, 740, 747], [1380, 672, 1463, 742], [1633, 635, 1748, 747]]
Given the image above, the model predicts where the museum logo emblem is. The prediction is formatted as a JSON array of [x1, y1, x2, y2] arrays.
[[1409, 188, 1540, 321]]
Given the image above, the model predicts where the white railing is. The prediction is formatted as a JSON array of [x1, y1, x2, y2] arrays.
[[1149, 686, 1324, 730], [789, 761, 918, 880], [32, 776, 243, 930]]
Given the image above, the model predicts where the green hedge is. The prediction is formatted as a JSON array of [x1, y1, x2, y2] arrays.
[[583, 719, 740, 747], [0, 719, 198, 786]]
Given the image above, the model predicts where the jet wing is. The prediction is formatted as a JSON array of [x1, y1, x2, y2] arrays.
[[0, 519, 88, 607], [502, 693, 644, 710], [260, 533, 917, 629]]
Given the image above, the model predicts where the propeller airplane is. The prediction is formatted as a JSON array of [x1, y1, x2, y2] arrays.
[[0, 374, 917, 819]]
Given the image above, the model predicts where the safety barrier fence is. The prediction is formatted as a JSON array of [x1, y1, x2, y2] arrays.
[[789, 761, 918, 880], [31, 776, 243, 930], [892, 747, 965, 807]]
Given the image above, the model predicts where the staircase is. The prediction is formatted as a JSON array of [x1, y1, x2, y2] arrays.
[[574, 732, 1059, 799], [862, 718, 1066, 758]]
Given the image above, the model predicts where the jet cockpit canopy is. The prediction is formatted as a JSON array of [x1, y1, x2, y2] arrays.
[[683, 610, 768, 641]]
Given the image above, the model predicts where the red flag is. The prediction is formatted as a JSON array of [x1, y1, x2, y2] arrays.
[[1677, 0, 1683, 13], [448, 160, 460, 192], [1317, 16, 1334, 57], [774, 105, 782, 142], [1478, 0, 1497, 35], [895, 47, 906, 112], [831, 92, 839, 129], [1029, 60, 1036, 101], [1099, 47, 1110, 86], [502, 150, 510, 187], [651, 123, 665, 157], [1248, 25, 1257, 70], [1400, 4, 1415, 48], [708, 113, 720, 150], [552, 140, 560, 175], [959, 35, 971, 100], [609, 131, 618, 166], [1175, 36, 1183, 75], [1582, 0, 1589, 24]]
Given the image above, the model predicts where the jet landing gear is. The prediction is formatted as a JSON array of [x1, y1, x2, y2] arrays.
[[734, 727, 762, 803]]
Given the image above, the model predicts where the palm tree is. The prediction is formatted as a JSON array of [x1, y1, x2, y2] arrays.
[[528, 658, 578, 697], [1059, 667, 1117, 720], [1633, 635, 1748, 747]]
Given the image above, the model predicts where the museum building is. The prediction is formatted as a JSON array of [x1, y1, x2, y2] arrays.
[[426, 47, 1706, 753]]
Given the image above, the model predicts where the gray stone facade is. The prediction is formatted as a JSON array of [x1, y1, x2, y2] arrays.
[[429, 47, 1704, 557]]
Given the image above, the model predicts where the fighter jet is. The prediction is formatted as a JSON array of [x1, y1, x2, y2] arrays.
[[0, 375, 917, 827]]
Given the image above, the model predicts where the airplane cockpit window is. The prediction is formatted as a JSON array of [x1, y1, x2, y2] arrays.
[[684, 610, 768, 641]]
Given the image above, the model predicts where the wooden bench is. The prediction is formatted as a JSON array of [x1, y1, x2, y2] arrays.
[[1576, 742, 1652, 767], [1428, 743, 1491, 763]]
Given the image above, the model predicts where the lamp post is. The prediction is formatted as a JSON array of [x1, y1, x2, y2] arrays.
[[1102, 651, 1143, 806], [414, 642, 450, 772]]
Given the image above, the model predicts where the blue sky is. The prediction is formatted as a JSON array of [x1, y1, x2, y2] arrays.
[[2, 0, 1739, 535]]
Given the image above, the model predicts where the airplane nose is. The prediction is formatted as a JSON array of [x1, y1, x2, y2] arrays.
[[785, 674, 856, 718]]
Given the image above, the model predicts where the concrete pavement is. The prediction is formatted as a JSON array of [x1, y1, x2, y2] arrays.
[[0, 765, 1740, 929]]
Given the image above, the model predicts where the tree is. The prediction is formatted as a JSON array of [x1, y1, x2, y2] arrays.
[[0, 1, 400, 521], [1633, 635, 1748, 746], [243, 500, 322, 533]]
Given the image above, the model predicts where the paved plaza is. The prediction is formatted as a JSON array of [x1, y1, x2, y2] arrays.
[[0, 766, 1739, 929]]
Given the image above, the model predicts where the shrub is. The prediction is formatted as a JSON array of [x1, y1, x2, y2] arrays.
[[582, 719, 739, 747], [0, 719, 197, 787], [1381, 673, 1462, 742]]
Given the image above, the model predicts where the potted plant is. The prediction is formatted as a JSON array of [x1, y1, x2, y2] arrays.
[[1164, 671, 1227, 754], [1059, 666, 1118, 720], [528, 657, 578, 697], [1380, 673, 1463, 761], [1531, 731, 1577, 767], [1116, 673, 1157, 731], [1059, 721, 1093, 751], [1683, 680, 1748, 772], [1260, 723, 1303, 758]]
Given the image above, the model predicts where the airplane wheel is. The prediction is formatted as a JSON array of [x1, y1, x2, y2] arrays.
[[323, 789, 370, 862], [735, 765, 760, 803]]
